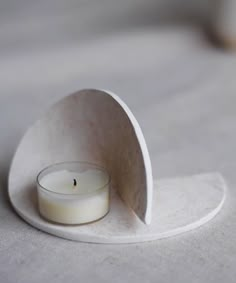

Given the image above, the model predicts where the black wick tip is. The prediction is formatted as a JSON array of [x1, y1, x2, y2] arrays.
[[73, 179, 77, 186]]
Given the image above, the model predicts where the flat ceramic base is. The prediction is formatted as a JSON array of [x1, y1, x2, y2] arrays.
[[9, 172, 226, 244]]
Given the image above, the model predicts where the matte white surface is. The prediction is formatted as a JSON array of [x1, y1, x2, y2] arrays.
[[8, 89, 153, 224], [0, 7, 236, 282], [8, 173, 225, 243]]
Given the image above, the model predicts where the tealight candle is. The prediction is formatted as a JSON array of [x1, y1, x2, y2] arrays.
[[37, 162, 110, 225]]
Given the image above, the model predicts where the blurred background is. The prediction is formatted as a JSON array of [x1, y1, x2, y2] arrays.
[[0, 0, 213, 53], [0, 0, 218, 96]]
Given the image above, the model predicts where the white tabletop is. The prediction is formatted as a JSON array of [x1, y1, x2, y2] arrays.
[[1, 2, 236, 282]]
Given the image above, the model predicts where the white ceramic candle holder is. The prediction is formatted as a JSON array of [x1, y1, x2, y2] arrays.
[[8, 89, 226, 244]]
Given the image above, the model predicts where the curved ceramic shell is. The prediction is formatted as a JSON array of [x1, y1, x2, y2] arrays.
[[9, 89, 153, 224]]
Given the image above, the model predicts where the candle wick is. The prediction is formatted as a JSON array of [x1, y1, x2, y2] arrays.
[[73, 179, 77, 187]]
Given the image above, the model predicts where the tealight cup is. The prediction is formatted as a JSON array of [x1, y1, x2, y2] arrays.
[[37, 162, 110, 225]]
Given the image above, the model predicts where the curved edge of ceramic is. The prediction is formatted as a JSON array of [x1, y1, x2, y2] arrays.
[[101, 89, 153, 224]]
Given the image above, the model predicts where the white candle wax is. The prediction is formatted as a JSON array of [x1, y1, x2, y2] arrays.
[[37, 165, 110, 225]]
